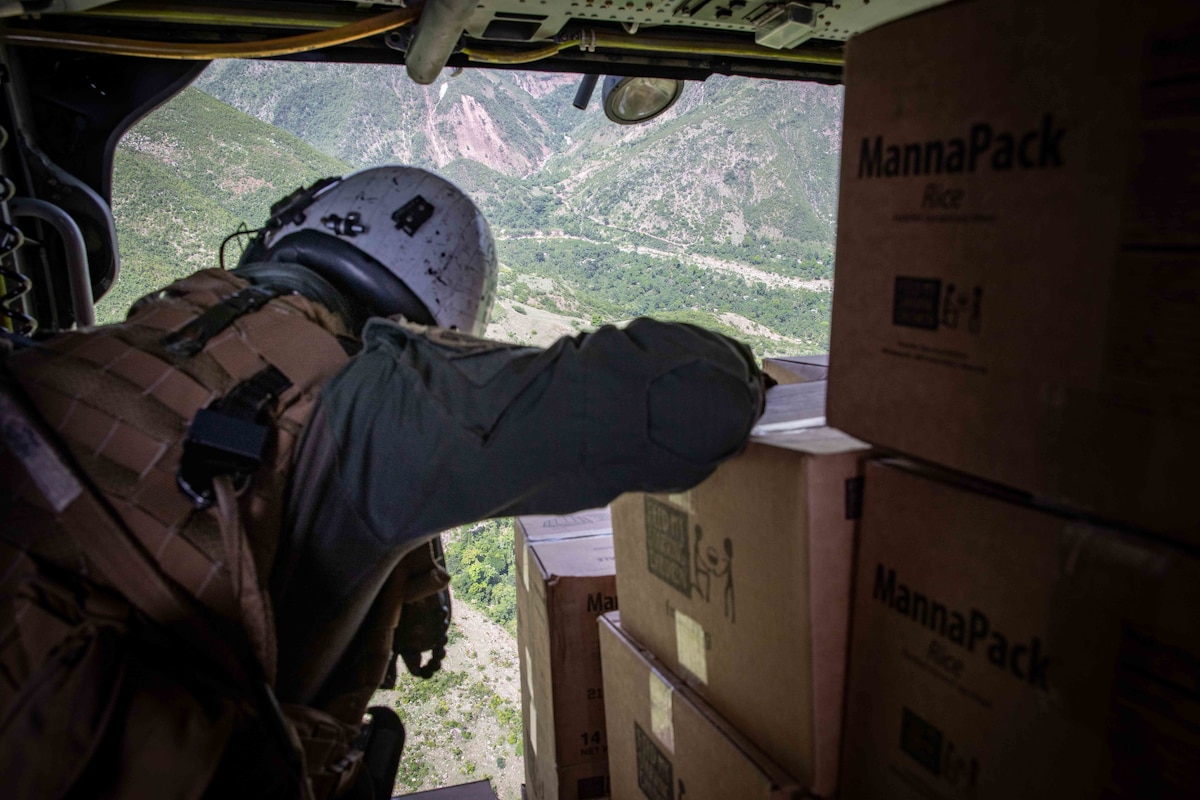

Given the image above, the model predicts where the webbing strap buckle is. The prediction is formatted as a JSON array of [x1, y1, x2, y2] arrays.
[[177, 408, 269, 509], [177, 365, 292, 510]]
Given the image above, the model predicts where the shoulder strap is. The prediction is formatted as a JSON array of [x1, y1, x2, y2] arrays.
[[161, 284, 286, 357]]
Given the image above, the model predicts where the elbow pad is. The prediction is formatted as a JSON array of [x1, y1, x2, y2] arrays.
[[647, 354, 762, 468]]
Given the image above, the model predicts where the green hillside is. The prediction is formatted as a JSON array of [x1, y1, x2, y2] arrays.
[[536, 77, 843, 257], [196, 62, 842, 259], [192, 62, 841, 353], [100, 87, 351, 323], [497, 236, 831, 349], [195, 61, 578, 179], [105, 66, 840, 354]]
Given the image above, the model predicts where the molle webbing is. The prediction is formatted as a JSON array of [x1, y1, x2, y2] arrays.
[[162, 284, 286, 357], [4, 268, 350, 637]]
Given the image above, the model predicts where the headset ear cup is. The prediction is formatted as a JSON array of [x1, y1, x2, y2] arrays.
[[245, 230, 436, 330], [232, 261, 364, 334]]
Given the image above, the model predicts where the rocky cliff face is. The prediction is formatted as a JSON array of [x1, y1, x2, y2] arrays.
[[196, 63, 578, 178], [196, 61, 843, 252]]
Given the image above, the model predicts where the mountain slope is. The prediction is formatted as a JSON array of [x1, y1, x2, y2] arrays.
[[195, 62, 843, 260], [195, 61, 580, 178], [100, 87, 352, 322], [110, 64, 840, 355], [539, 77, 842, 251]]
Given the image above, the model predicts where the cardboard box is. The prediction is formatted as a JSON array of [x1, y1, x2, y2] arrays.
[[598, 614, 802, 800], [763, 354, 829, 385], [827, 0, 1200, 543], [515, 518, 617, 800], [611, 386, 868, 795], [750, 381, 827, 436], [399, 780, 498, 799], [515, 508, 612, 543], [842, 459, 1200, 799]]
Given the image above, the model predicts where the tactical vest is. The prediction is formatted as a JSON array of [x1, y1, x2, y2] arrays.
[[0, 268, 391, 799]]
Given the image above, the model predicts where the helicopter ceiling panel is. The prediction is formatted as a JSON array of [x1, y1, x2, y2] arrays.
[[0, 0, 957, 86], [58, 0, 956, 49], [460, 0, 954, 45]]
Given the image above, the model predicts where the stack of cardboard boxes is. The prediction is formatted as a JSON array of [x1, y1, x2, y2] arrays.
[[602, 377, 870, 799], [516, 376, 867, 800], [518, 1, 1199, 797], [828, 0, 1200, 797], [515, 510, 618, 800]]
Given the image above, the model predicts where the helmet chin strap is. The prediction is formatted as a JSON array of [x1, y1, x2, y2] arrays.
[[236, 230, 437, 334]]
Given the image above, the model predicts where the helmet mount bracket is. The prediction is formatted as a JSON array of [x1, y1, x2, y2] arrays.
[[321, 212, 367, 237], [266, 177, 342, 230], [392, 195, 435, 236]]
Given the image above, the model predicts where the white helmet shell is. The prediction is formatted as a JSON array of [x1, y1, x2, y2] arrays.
[[257, 166, 497, 335]]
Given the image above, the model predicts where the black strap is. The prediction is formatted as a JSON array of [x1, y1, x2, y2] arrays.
[[215, 364, 293, 420], [161, 284, 285, 357], [358, 707, 405, 800], [177, 365, 293, 509], [390, 537, 451, 682], [397, 600, 449, 680], [0, 327, 36, 351]]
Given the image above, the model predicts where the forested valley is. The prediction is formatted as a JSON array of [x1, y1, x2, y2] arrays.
[[104, 62, 844, 797]]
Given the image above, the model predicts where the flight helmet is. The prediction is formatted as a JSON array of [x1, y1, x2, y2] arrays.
[[237, 166, 497, 336]]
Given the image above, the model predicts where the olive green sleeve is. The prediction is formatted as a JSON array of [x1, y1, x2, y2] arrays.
[[272, 317, 763, 703]]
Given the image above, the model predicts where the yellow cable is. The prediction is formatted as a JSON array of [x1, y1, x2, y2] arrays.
[[0, 273, 8, 334], [0, 6, 420, 60], [460, 42, 575, 65], [463, 32, 843, 68], [0, 10, 841, 68], [85, 2, 356, 31]]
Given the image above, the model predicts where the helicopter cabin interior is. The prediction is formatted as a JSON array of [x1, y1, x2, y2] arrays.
[[0, 1, 1196, 799]]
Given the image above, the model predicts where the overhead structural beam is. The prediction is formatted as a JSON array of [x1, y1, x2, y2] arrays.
[[405, 0, 477, 85]]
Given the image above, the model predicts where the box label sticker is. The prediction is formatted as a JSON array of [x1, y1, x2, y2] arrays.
[[666, 491, 692, 511], [892, 277, 942, 330], [645, 497, 692, 597], [900, 706, 943, 775], [530, 702, 538, 757], [524, 645, 535, 696], [649, 669, 675, 754], [523, 541, 531, 593], [675, 610, 708, 684], [525, 645, 538, 757], [635, 722, 674, 800]]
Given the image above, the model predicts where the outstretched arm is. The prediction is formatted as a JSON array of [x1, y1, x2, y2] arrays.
[[326, 316, 763, 538], [272, 317, 763, 703]]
